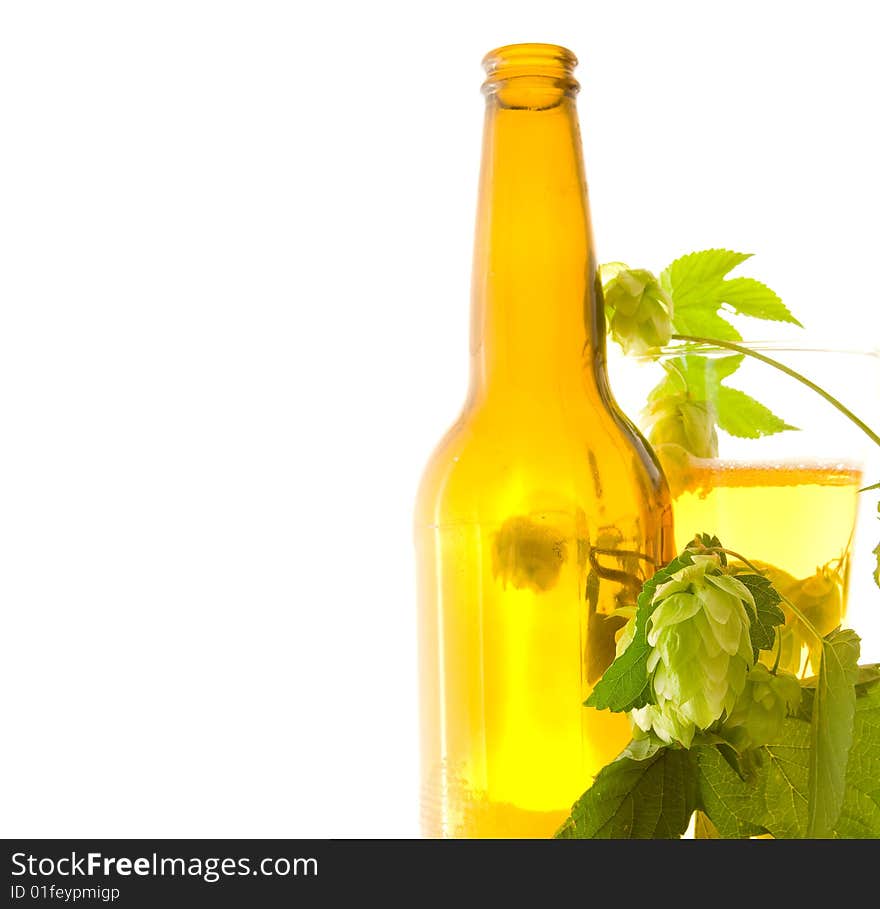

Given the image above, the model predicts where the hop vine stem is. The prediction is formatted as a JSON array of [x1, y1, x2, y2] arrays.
[[671, 333, 880, 462]]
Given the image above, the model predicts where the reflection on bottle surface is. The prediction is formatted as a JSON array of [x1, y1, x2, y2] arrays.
[[415, 44, 673, 838]]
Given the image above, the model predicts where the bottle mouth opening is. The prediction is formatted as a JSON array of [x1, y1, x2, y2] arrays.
[[482, 43, 579, 100]]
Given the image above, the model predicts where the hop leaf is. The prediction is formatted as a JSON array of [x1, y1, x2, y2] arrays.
[[660, 248, 801, 335], [873, 500, 880, 590], [728, 571, 786, 661], [602, 266, 674, 356]]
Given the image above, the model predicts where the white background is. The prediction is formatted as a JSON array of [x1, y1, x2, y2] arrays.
[[2, 1, 879, 838]]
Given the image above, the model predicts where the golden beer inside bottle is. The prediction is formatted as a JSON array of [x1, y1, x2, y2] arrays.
[[415, 44, 673, 838]]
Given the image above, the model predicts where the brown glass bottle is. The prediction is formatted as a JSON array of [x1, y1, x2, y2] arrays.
[[415, 44, 673, 838]]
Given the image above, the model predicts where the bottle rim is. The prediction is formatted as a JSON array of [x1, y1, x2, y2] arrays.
[[481, 43, 579, 96]]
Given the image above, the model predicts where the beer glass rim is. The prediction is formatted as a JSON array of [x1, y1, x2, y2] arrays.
[[630, 340, 880, 362]]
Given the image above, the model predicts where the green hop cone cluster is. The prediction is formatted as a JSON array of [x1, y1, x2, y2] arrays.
[[602, 267, 674, 356], [743, 561, 844, 676], [721, 663, 802, 750], [629, 554, 755, 748], [642, 394, 719, 460]]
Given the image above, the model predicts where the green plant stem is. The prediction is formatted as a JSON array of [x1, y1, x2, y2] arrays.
[[671, 334, 880, 455], [771, 626, 783, 674]]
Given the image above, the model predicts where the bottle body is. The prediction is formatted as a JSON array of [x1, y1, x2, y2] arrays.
[[416, 45, 672, 838], [416, 402, 671, 836]]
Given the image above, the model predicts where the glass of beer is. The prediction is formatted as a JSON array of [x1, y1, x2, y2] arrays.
[[609, 342, 880, 671]]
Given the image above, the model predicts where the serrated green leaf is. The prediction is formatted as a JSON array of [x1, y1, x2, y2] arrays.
[[760, 718, 812, 837], [694, 745, 767, 838], [648, 367, 686, 402], [874, 502, 880, 590], [807, 627, 861, 837], [586, 554, 693, 712], [717, 277, 803, 326], [834, 678, 880, 837], [794, 675, 880, 836], [658, 355, 744, 401], [693, 674, 880, 838], [660, 250, 801, 348], [701, 354, 744, 384], [699, 717, 810, 839], [694, 810, 722, 838], [715, 386, 798, 439], [732, 573, 786, 659], [855, 664, 880, 688], [555, 748, 697, 839], [672, 306, 742, 342], [660, 249, 753, 308], [687, 532, 725, 557]]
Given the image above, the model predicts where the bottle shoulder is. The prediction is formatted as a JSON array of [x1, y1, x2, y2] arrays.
[[415, 394, 669, 529]]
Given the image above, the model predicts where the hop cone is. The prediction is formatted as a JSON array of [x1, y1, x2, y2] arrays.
[[630, 555, 755, 747], [603, 267, 674, 356], [642, 394, 719, 460], [748, 562, 843, 676], [721, 663, 802, 749]]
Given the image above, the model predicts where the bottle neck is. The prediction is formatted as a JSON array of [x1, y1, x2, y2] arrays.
[[468, 67, 605, 409]]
